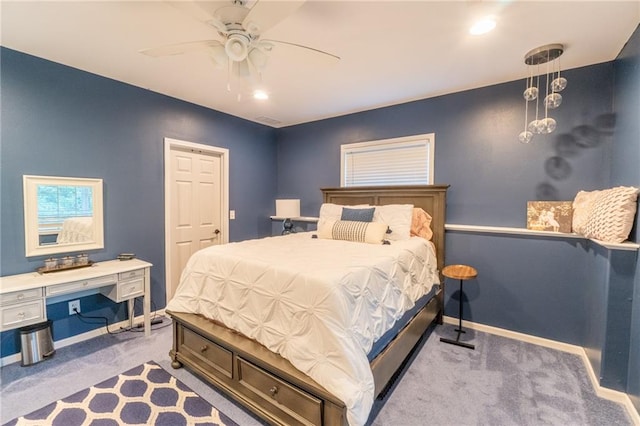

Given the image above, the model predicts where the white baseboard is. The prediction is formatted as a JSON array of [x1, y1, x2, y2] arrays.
[[442, 316, 640, 425], [0, 309, 166, 368]]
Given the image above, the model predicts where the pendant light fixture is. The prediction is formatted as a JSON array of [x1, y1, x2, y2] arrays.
[[519, 44, 567, 144]]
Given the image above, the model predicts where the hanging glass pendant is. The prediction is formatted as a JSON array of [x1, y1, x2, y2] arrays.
[[519, 130, 533, 144], [523, 86, 538, 101], [529, 120, 542, 134], [540, 117, 557, 134], [551, 76, 567, 92], [545, 93, 563, 109]]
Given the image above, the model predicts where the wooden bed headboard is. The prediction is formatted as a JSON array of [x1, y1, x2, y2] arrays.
[[321, 185, 449, 277]]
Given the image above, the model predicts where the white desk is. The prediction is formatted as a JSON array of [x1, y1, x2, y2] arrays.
[[0, 259, 152, 336]]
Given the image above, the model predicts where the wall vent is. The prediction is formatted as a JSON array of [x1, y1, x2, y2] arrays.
[[255, 116, 282, 126]]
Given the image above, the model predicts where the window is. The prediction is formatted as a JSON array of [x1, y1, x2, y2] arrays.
[[341, 133, 434, 187], [37, 185, 94, 230]]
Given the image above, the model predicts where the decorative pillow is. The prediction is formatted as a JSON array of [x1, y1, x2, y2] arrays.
[[317, 220, 388, 244], [373, 204, 414, 241], [319, 203, 370, 221], [579, 186, 639, 243], [410, 207, 433, 240], [572, 189, 602, 234], [318, 203, 370, 230], [341, 207, 375, 222]]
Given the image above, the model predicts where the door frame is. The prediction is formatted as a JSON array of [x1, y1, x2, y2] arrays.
[[164, 137, 229, 305]]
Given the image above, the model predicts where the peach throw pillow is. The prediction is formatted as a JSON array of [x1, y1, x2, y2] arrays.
[[410, 207, 433, 240]]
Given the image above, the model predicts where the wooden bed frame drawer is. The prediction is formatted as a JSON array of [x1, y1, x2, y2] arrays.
[[181, 326, 233, 379], [238, 357, 322, 426]]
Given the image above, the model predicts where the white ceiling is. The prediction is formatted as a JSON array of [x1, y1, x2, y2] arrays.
[[1, 1, 639, 128]]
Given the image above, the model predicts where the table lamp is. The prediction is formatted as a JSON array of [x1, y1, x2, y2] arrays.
[[275, 199, 300, 234]]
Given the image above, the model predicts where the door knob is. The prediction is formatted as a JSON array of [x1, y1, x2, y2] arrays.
[[214, 229, 220, 235]]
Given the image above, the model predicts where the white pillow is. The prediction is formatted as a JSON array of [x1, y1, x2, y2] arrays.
[[317, 220, 388, 244], [580, 186, 639, 243], [373, 204, 414, 241], [572, 189, 602, 234], [318, 203, 370, 229]]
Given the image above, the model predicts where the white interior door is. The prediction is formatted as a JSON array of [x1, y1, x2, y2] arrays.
[[165, 139, 229, 303]]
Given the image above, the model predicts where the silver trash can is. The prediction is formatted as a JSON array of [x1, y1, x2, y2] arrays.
[[20, 320, 55, 366]]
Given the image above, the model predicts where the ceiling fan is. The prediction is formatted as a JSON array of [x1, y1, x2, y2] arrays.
[[140, 0, 340, 87]]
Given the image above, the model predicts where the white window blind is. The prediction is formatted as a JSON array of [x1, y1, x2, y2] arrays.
[[341, 133, 434, 187]]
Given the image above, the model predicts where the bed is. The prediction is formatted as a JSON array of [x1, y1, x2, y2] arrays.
[[55, 216, 94, 243], [166, 185, 448, 426]]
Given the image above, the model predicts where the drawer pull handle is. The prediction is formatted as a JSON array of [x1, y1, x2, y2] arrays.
[[269, 386, 278, 398], [17, 312, 25, 319], [83, 282, 88, 287], [17, 294, 24, 300], [200, 345, 208, 353]]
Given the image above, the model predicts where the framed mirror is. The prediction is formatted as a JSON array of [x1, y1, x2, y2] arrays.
[[23, 175, 104, 257]]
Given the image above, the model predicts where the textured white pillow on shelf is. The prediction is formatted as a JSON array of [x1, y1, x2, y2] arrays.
[[572, 189, 602, 234], [580, 186, 639, 243], [373, 204, 414, 240]]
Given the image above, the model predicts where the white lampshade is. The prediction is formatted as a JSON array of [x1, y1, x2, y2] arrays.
[[275, 199, 300, 218]]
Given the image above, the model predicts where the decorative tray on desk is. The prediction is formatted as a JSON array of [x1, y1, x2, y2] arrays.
[[37, 261, 95, 274]]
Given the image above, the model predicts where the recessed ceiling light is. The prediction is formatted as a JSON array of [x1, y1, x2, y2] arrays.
[[253, 89, 269, 100], [469, 18, 496, 35]]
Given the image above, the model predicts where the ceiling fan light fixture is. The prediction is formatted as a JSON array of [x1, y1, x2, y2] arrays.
[[225, 34, 249, 61], [248, 47, 269, 70], [234, 59, 251, 78], [210, 45, 228, 68]]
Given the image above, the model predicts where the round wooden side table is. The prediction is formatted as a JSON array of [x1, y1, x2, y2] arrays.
[[440, 264, 477, 350]]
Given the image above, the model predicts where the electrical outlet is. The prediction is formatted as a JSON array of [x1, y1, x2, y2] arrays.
[[69, 300, 80, 315]]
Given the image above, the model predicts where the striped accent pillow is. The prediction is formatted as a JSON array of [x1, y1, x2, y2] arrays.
[[317, 220, 388, 244]]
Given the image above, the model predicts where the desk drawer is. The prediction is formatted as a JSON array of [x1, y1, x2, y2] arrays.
[[0, 300, 45, 331], [0, 288, 43, 306], [118, 269, 144, 281], [100, 277, 145, 303], [118, 277, 144, 300], [46, 274, 117, 297], [238, 357, 322, 426]]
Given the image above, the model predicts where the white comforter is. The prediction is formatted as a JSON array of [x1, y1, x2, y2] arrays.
[[166, 232, 439, 425]]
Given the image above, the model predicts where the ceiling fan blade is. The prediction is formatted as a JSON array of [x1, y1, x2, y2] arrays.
[[262, 39, 340, 61], [166, 2, 240, 33], [166, 1, 224, 23], [243, 0, 305, 34], [139, 40, 223, 57], [214, 4, 250, 25]]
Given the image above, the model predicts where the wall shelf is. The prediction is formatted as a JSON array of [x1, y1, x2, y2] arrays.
[[445, 224, 639, 251], [270, 216, 319, 223]]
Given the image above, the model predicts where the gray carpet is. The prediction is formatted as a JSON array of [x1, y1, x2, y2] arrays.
[[1, 318, 633, 425], [369, 326, 633, 425]]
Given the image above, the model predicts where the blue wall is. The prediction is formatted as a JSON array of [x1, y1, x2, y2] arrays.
[[276, 40, 638, 398], [612, 24, 640, 412], [0, 47, 278, 356], [277, 64, 614, 222]]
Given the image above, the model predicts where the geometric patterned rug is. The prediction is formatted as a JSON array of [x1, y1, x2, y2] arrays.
[[3, 361, 239, 426]]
